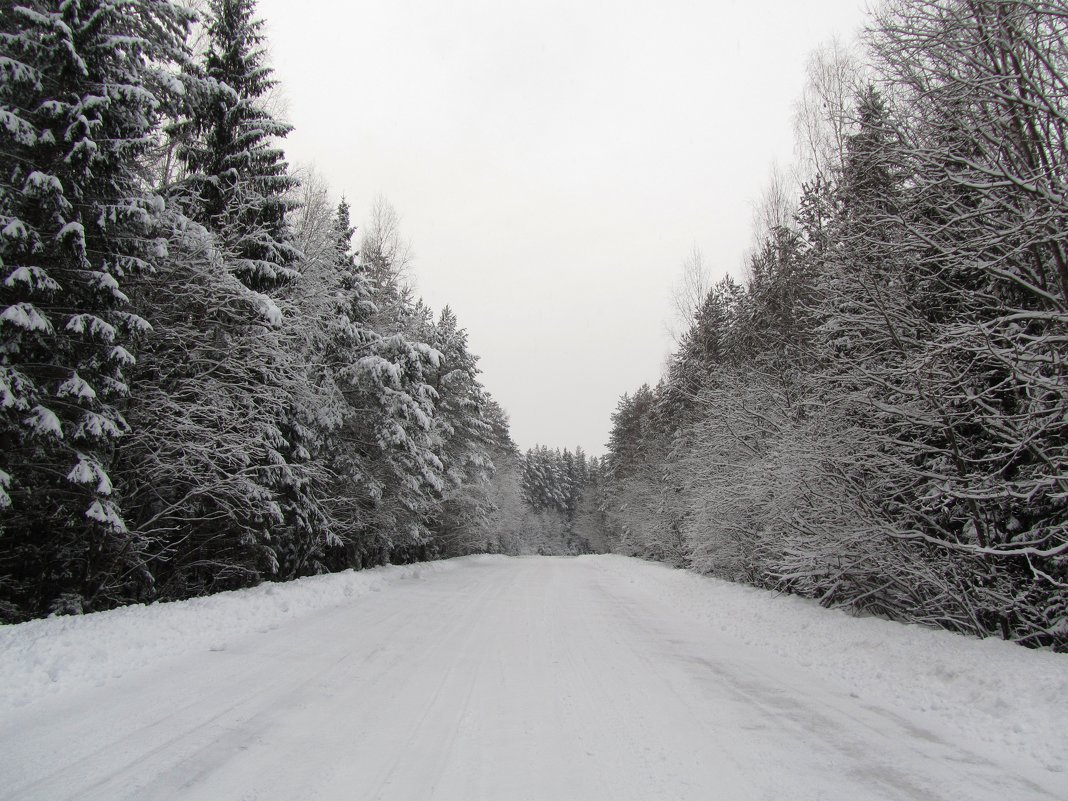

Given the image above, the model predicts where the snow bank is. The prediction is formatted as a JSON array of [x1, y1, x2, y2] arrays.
[[581, 554, 1068, 773], [3, 553, 1064, 776], [0, 555, 506, 710]]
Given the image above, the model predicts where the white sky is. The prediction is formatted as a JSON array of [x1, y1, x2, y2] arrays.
[[257, 0, 869, 456]]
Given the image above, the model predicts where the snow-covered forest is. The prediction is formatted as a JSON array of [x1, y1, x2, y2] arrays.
[[0, 0, 596, 622], [2, 0, 1066, 654], [598, 1, 1068, 649]]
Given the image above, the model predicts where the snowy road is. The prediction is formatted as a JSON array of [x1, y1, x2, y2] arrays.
[[2, 556, 1064, 801]]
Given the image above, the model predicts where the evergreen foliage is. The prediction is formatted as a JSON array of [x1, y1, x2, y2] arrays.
[[0, 0, 520, 621], [174, 0, 300, 292], [0, 0, 192, 617], [515, 445, 602, 555], [2, 0, 1064, 655]]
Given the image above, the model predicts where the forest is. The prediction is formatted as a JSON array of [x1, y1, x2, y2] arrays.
[[598, 0, 1068, 649], [1, 0, 1066, 651], [0, 0, 604, 622]]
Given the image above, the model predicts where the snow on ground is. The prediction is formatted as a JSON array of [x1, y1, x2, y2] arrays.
[[0, 555, 505, 710], [1, 554, 1065, 801], [580, 555, 1068, 774]]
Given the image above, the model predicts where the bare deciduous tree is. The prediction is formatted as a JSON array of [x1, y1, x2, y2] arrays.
[[666, 246, 712, 345], [361, 195, 416, 295], [793, 39, 864, 182]]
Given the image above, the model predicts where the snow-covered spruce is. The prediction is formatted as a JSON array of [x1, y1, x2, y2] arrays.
[[0, 0, 192, 618]]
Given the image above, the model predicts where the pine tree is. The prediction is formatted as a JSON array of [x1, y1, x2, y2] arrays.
[[0, 0, 192, 618]]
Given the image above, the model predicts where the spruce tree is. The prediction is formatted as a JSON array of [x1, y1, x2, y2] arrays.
[[119, 212, 295, 600], [176, 0, 300, 292], [424, 307, 496, 555], [162, 0, 320, 584], [0, 0, 192, 618], [313, 200, 445, 567]]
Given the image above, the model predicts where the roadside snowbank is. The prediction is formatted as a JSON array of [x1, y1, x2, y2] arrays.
[[3, 553, 1064, 776], [0, 555, 505, 710], [581, 554, 1068, 773]]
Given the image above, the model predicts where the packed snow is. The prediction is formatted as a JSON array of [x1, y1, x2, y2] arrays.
[[0, 557, 473, 710], [1, 555, 1065, 800], [587, 555, 1068, 773]]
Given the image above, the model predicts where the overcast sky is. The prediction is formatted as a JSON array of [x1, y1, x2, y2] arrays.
[[257, 0, 869, 456]]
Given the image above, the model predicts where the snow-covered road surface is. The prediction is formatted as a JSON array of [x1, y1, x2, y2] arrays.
[[2, 556, 1065, 800]]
